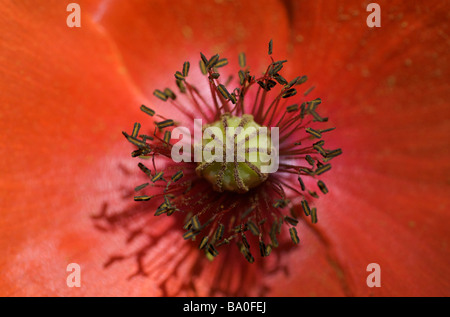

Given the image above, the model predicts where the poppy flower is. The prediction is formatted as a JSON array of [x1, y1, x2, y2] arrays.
[[0, 0, 448, 297]]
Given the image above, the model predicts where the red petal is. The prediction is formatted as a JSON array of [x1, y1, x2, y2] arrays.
[[91, 0, 292, 104], [0, 1, 161, 295], [0, 0, 296, 297], [2, 0, 449, 297], [274, 0, 450, 296]]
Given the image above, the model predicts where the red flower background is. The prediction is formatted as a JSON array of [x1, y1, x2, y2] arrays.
[[0, 0, 448, 296]]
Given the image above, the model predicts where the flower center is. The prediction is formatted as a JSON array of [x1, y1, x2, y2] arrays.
[[121, 40, 343, 265], [195, 114, 270, 193]]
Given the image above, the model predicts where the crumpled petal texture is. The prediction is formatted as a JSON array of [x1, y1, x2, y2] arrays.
[[0, 0, 448, 296]]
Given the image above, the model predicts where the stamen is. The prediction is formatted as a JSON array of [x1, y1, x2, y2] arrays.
[[199, 60, 207, 75], [182, 61, 190, 77], [206, 54, 220, 69], [284, 216, 299, 226], [137, 162, 152, 177], [246, 220, 260, 236], [175, 71, 185, 81], [303, 86, 315, 96], [132, 122, 141, 138], [151, 171, 164, 183], [217, 84, 232, 100], [176, 78, 187, 93], [285, 77, 299, 90], [289, 227, 300, 244], [301, 200, 311, 216], [315, 163, 332, 175], [282, 88, 297, 98], [273, 73, 288, 85], [286, 104, 299, 113], [171, 170, 183, 182], [134, 183, 149, 192], [238, 52, 246, 68], [199, 236, 209, 250], [153, 89, 168, 101], [297, 175, 306, 191], [317, 180, 328, 194], [207, 244, 219, 257], [163, 130, 171, 144], [215, 58, 229, 68], [200, 52, 208, 64], [311, 207, 318, 224], [305, 127, 322, 139], [122, 131, 149, 149], [191, 215, 201, 231], [134, 195, 153, 202], [164, 88, 176, 100], [214, 223, 225, 241], [156, 119, 174, 129], [140, 105, 155, 116], [325, 148, 343, 159]]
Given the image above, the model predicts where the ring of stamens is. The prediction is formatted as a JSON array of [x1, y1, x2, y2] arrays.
[[121, 40, 342, 263]]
